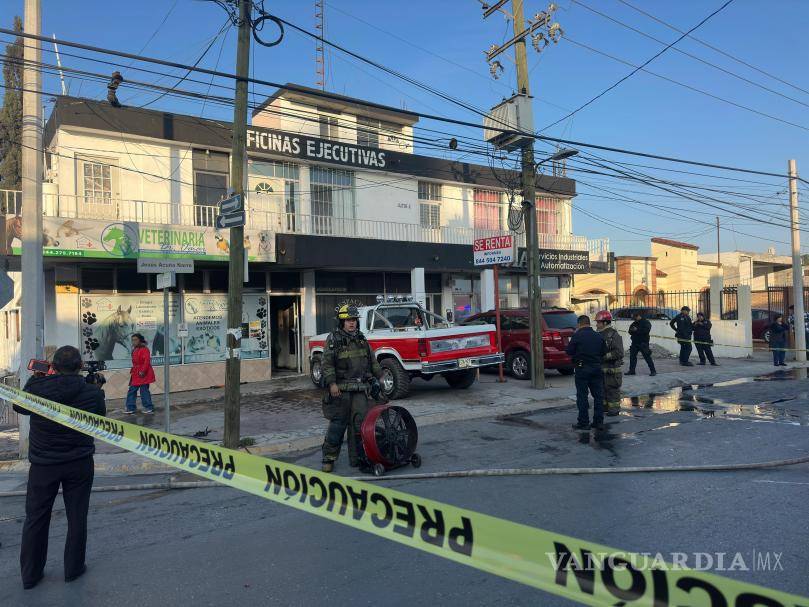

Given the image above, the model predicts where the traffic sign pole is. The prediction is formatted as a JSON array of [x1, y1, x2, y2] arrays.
[[162, 275, 172, 432]]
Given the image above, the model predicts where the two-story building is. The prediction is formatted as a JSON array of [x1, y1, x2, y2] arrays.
[[1, 85, 608, 396]]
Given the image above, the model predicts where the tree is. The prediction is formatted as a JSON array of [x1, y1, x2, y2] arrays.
[[0, 16, 23, 191]]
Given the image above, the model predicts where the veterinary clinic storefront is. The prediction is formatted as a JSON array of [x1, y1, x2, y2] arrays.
[[6, 216, 301, 399]]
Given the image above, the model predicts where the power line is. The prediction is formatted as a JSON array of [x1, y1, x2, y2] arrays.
[[614, 0, 809, 98], [570, 0, 809, 110], [1, 26, 803, 184], [559, 35, 809, 133], [540, 0, 737, 131]]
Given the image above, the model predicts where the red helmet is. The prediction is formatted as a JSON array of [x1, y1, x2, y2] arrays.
[[595, 310, 613, 322]]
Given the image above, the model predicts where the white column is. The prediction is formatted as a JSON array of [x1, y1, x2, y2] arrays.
[[709, 273, 723, 320], [480, 268, 495, 312], [301, 270, 317, 338], [737, 285, 753, 357], [411, 267, 426, 308]]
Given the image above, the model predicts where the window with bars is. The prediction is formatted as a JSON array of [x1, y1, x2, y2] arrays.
[[80, 157, 116, 205], [311, 166, 355, 235], [418, 181, 441, 229], [249, 160, 300, 231], [536, 196, 562, 235], [473, 189, 503, 231]]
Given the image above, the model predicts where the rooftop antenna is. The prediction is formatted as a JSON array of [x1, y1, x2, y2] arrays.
[[314, 0, 325, 90], [52, 34, 68, 95]]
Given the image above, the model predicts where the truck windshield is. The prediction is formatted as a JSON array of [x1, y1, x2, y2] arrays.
[[544, 312, 578, 330]]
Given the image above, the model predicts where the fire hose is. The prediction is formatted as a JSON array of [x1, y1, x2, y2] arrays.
[[2, 454, 809, 497]]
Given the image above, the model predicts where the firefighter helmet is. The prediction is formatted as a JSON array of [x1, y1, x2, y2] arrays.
[[595, 310, 613, 323], [337, 304, 360, 320]]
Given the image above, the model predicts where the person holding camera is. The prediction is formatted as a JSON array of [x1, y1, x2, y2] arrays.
[[126, 333, 155, 414], [13, 345, 106, 589]]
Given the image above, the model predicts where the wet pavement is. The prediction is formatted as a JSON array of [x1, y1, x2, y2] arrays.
[[2, 367, 809, 604]]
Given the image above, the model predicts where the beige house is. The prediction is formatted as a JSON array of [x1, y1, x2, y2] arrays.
[[573, 237, 721, 314]]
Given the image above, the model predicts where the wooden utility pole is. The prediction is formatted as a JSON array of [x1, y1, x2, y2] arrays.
[[716, 216, 720, 267], [224, 0, 251, 448], [788, 159, 806, 362], [512, 0, 545, 389], [19, 0, 43, 458]]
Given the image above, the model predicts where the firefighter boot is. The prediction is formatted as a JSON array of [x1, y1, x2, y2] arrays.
[[321, 459, 335, 473]]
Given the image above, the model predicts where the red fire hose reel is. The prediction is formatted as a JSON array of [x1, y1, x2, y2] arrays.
[[360, 405, 422, 477]]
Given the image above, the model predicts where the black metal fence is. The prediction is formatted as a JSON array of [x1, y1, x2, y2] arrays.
[[609, 290, 709, 320], [720, 286, 738, 320]]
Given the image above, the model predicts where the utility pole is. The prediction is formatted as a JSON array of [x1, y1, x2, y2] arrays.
[[19, 0, 43, 458], [482, 1, 562, 389], [788, 159, 806, 362], [224, 0, 251, 448], [716, 216, 720, 267], [513, 0, 545, 389]]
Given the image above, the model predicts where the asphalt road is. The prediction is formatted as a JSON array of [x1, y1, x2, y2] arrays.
[[2, 373, 809, 606]]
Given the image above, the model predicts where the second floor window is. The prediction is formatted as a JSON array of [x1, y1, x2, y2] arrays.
[[473, 189, 502, 231], [80, 157, 117, 206], [536, 196, 562, 235], [311, 167, 355, 235], [192, 150, 230, 227], [418, 181, 441, 229]]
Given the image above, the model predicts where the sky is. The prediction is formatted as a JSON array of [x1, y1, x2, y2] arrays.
[[3, 0, 809, 257]]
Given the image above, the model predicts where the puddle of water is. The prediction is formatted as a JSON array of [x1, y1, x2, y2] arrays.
[[621, 373, 809, 425]]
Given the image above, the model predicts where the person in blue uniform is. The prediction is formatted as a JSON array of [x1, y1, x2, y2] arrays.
[[565, 315, 607, 431]]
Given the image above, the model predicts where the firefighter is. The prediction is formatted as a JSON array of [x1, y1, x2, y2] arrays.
[[320, 304, 384, 473], [595, 310, 624, 417]]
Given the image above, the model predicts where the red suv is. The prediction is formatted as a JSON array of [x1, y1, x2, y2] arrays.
[[461, 308, 576, 379]]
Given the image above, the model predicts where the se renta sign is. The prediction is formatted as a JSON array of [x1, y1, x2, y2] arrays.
[[473, 234, 514, 266]]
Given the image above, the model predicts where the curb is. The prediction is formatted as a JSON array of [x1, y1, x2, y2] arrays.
[[1, 361, 802, 475]]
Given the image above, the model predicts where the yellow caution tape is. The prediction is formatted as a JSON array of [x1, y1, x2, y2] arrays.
[[3, 384, 807, 606], [616, 329, 804, 352]]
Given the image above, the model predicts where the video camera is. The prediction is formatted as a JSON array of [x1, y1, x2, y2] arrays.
[[28, 358, 107, 387]]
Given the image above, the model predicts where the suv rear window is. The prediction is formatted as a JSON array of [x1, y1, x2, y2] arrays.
[[544, 312, 578, 330]]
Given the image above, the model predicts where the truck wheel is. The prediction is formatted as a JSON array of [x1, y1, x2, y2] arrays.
[[310, 354, 324, 388], [380, 358, 410, 400], [507, 350, 531, 380], [558, 367, 574, 376], [444, 369, 477, 389]]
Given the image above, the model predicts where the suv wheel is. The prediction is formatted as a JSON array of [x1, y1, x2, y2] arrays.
[[380, 358, 411, 400], [310, 354, 324, 387], [507, 350, 531, 380]]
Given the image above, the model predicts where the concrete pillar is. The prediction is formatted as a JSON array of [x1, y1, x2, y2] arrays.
[[737, 284, 753, 357], [709, 273, 723, 320], [301, 270, 317, 338], [480, 268, 495, 312], [411, 267, 426, 308], [299, 165, 312, 232], [43, 269, 56, 355]]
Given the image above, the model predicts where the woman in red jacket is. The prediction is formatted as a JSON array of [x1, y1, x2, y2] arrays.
[[126, 333, 156, 414]]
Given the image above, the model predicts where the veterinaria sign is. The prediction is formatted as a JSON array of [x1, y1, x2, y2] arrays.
[[2, 216, 275, 262]]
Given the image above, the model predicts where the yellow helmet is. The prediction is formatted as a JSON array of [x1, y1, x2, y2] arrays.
[[337, 304, 360, 320]]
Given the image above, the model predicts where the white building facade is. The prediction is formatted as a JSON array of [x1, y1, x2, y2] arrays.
[[0, 85, 608, 397]]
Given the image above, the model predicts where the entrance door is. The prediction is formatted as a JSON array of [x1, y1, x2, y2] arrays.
[[270, 295, 300, 372]]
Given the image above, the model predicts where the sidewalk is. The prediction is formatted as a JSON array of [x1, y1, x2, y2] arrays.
[[1, 352, 802, 477]]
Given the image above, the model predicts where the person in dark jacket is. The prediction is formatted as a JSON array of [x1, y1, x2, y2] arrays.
[[13, 345, 106, 590], [669, 306, 694, 366], [626, 310, 656, 376], [693, 312, 718, 366], [565, 315, 607, 430], [769, 314, 789, 367]]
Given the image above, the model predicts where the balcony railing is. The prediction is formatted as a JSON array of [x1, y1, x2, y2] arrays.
[[0, 189, 609, 261]]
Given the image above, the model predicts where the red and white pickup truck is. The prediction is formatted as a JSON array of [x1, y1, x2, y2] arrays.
[[308, 299, 504, 399]]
